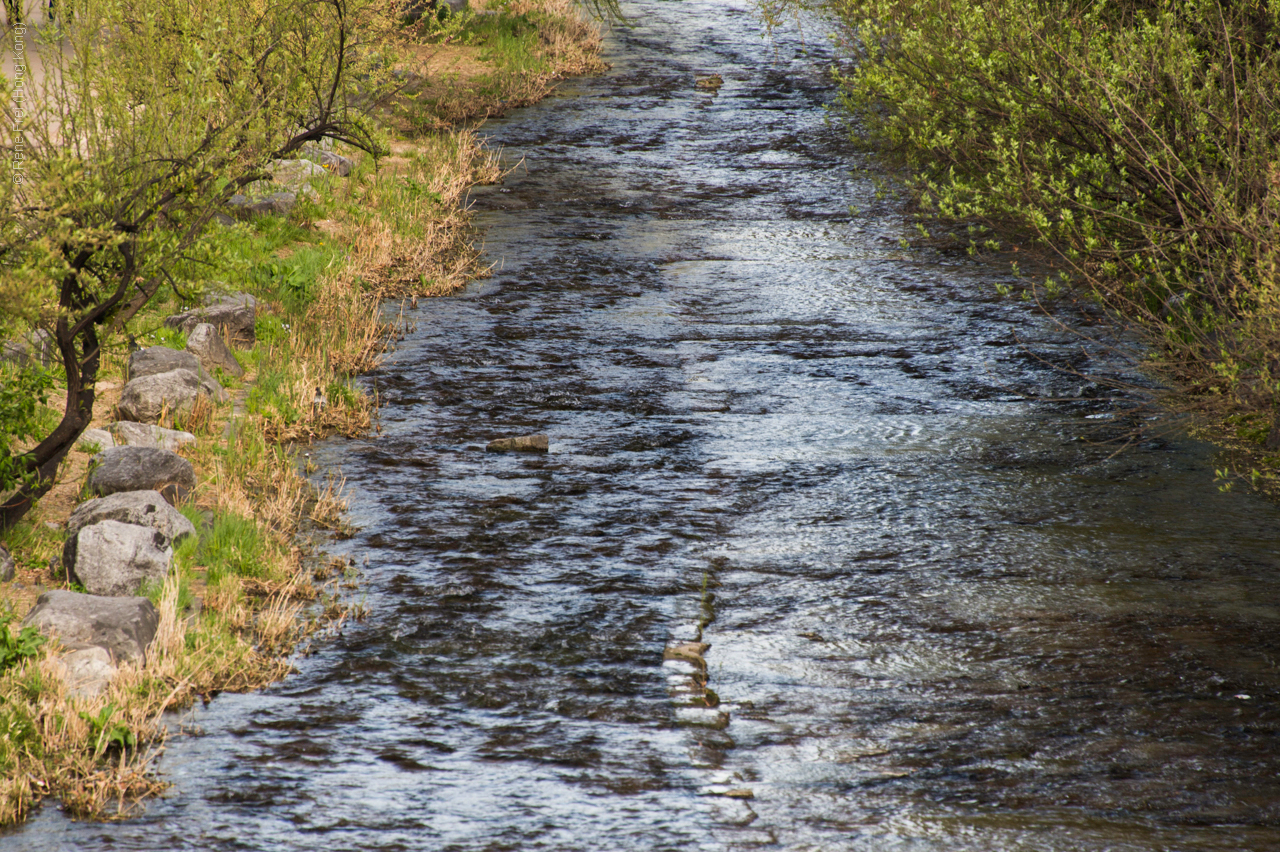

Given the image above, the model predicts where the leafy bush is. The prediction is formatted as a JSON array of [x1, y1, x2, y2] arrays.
[[0, 363, 55, 492], [800, 0, 1280, 446]]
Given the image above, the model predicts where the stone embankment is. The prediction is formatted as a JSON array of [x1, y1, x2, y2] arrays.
[[13, 290, 261, 699], [15, 146, 352, 701]]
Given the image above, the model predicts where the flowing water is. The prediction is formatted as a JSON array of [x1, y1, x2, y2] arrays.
[[13, 1, 1280, 849]]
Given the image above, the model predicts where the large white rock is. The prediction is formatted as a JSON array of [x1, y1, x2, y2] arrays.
[[116, 369, 201, 424], [70, 519, 173, 597], [76, 428, 116, 452], [125, 347, 229, 412], [64, 489, 195, 574], [54, 647, 118, 699]]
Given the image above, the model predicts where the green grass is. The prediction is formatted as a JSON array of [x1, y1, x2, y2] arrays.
[[1, 519, 61, 577], [245, 363, 303, 426], [199, 511, 270, 582]]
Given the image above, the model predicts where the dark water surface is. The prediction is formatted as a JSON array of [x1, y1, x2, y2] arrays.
[[13, 0, 1280, 849]]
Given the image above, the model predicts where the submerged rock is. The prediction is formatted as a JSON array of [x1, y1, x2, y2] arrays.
[[663, 640, 710, 668], [87, 446, 196, 505], [21, 590, 159, 664], [485, 434, 550, 453]]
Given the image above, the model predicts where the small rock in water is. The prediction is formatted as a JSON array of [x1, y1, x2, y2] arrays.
[[676, 706, 731, 729], [663, 640, 710, 667], [695, 74, 724, 90], [486, 434, 550, 453]]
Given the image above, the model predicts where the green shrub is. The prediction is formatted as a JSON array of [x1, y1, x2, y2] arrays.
[[0, 363, 55, 492], [795, 0, 1280, 457]]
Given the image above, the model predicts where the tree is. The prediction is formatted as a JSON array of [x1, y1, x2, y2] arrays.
[[0, 0, 401, 530]]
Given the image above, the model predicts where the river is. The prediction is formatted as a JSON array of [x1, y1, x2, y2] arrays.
[[11, 0, 1280, 849]]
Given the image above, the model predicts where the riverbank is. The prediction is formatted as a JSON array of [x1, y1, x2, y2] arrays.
[[769, 0, 1280, 495], [0, 0, 604, 824]]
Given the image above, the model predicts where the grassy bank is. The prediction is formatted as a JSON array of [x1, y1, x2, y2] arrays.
[[777, 0, 1280, 492], [0, 0, 603, 824]]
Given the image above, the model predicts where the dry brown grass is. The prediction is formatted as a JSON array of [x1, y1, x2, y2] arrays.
[[337, 131, 502, 296], [392, 0, 606, 130]]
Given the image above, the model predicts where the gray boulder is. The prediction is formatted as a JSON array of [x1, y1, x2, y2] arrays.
[[69, 520, 172, 597], [30, 330, 54, 366], [270, 158, 329, 187], [486, 434, 550, 453], [116, 369, 201, 424], [186, 322, 244, 378], [108, 421, 197, 452], [55, 646, 118, 699], [126, 346, 202, 382], [248, 192, 298, 217], [76, 428, 116, 452], [229, 191, 308, 219], [165, 294, 256, 344], [22, 590, 159, 664], [87, 446, 196, 504], [0, 543, 14, 582], [0, 339, 26, 366], [63, 489, 195, 573], [316, 151, 355, 177], [126, 348, 226, 401]]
